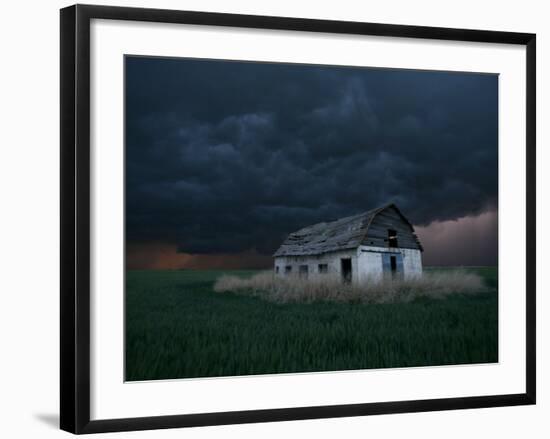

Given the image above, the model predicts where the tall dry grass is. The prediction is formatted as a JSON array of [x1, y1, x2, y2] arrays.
[[213, 270, 489, 304]]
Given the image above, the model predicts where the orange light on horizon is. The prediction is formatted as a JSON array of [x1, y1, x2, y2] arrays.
[[126, 242, 273, 270]]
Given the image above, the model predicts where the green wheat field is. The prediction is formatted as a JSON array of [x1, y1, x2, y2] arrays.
[[125, 267, 498, 381]]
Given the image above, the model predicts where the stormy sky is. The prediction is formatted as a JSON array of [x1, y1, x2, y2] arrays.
[[125, 56, 498, 268]]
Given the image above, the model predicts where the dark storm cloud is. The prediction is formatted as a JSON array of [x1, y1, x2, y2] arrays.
[[126, 56, 498, 259]]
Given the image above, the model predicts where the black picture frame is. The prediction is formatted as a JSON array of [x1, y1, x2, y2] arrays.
[[60, 4, 536, 434]]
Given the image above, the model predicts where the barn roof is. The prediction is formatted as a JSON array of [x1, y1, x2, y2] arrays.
[[273, 203, 421, 257]]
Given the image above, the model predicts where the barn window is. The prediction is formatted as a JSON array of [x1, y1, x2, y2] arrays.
[[275, 266, 279, 274], [388, 229, 398, 248], [318, 264, 328, 274], [299, 265, 309, 279], [285, 265, 292, 274]]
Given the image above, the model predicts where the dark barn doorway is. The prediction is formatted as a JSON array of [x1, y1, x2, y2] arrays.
[[390, 255, 397, 277], [341, 258, 352, 284], [382, 253, 403, 280]]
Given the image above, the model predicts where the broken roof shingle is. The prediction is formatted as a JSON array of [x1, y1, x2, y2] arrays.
[[273, 203, 422, 257], [274, 206, 383, 257]]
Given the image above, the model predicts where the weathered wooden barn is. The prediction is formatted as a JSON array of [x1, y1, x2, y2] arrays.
[[273, 203, 423, 284]]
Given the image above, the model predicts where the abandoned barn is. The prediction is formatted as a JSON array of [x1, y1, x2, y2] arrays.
[[273, 203, 423, 284]]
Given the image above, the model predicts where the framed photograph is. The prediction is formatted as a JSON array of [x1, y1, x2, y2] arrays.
[[60, 4, 536, 434]]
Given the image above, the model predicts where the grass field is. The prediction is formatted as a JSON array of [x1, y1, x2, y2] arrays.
[[125, 267, 498, 381]]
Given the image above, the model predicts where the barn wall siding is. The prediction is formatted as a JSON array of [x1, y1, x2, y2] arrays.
[[274, 250, 358, 282], [401, 248, 423, 279], [364, 206, 422, 251], [357, 246, 422, 282], [274, 246, 422, 285], [356, 248, 384, 283]]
